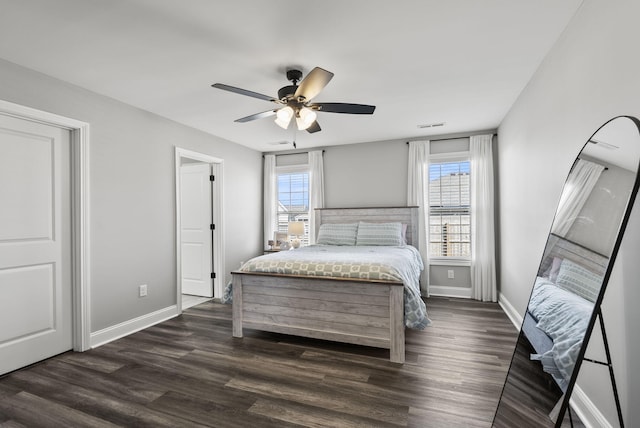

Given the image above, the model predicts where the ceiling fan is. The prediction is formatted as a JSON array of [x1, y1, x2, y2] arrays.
[[211, 67, 376, 134]]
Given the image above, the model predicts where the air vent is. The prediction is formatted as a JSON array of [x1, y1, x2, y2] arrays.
[[417, 122, 446, 129], [268, 141, 291, 146]]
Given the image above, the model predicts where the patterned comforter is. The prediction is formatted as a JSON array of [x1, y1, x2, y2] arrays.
[[225, 245, 430, 329], [528, 277, 593, 389]]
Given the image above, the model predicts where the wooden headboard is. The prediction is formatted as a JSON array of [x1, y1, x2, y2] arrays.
[[538, 233, 609, 277], [314, 207, 419, 247]]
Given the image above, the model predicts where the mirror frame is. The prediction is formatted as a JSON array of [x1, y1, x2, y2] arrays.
[[556, 115, 640, 425], [494, 115, 640, 427]]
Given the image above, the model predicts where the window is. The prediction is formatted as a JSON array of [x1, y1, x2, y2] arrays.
[[277, 167, 310, 246], [428, 156, 471, 259]]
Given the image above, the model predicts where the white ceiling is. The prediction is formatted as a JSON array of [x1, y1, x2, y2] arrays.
[[0, 0, 583, 152]]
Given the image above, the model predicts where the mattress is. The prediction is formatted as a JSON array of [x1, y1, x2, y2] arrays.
[[227, 244, 430, 329]]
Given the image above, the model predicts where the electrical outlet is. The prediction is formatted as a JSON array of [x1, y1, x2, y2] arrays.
[[447, 270, 455, 279], [139, 284, 148, 297]]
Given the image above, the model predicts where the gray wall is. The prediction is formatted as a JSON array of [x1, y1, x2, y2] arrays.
[[323, 137, 486, 295], [497, 0, 640, 424], [565, 161, 635, 256], [323, 139, 408, 208], [429, 265, 471, 290], [0, 58, 263, 332]]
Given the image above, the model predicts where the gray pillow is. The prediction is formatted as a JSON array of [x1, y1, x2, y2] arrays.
[[356, 222, 404, 246], [316, 223, 358, 246]]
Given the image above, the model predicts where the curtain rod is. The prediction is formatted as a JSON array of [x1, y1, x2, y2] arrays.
[[406, 137, 462, 144], [578, 157, 608, 170], [262, 150, 325, 158], [406, 134, 494, 144], [278, 150, 325, 156]]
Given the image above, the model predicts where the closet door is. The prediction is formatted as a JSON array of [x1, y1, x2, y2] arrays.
[[180, 163, 213, 297]]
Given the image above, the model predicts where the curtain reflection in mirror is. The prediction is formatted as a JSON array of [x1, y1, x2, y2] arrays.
[[552, 159, 605, 236]]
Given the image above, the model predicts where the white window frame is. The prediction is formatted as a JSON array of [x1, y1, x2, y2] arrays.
[[275, 164, 311, 246], [428, 151, 471, 266]]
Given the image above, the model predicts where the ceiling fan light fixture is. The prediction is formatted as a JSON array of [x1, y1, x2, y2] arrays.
[[296, 107, 317, 130], [275, 106, 294, 129], [212, 66, 376, 134]]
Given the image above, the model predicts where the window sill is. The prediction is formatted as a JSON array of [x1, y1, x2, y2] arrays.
[[429, 258, 471, 267]]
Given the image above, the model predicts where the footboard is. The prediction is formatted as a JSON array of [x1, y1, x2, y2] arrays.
[[231, 271, 405, 363]]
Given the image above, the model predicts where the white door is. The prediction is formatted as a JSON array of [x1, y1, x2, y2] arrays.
[[180, 163, 213, 297], [0, 114, 72, 375]]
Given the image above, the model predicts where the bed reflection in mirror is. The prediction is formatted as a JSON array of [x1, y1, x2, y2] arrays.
[[494, 116, 640, 427]]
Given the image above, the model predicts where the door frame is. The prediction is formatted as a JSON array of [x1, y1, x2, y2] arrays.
[[175, 147, 224, 310], [0, 99, 91, 352]]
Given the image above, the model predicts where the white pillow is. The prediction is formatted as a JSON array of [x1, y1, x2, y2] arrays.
[[316, 223, 358, 246], [356, 222, 404, 246]]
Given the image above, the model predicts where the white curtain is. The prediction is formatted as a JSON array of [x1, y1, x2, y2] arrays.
[[263, 154, 277, 250], [308, 150, 325, 244], [551, 159, 605, 236], [407, 140, 430, 296], [470, 134, 497, 302]]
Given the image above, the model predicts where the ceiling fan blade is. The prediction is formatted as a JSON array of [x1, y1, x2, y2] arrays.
[[294, 67, 334, 101], [212, 83, 276, 103], [312, 102, 376, 115], [235, 110, 277, 123], [306, 120, 321, 134]]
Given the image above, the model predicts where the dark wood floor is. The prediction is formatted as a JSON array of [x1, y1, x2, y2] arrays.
[[0, 297, 519, 427], [493, 332, 587, 428]]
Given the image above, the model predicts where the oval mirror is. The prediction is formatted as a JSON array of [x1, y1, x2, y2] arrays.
[[493, 116, 640, 427]]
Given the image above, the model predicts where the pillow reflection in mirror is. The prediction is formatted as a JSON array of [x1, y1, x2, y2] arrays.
[[555, 258, 603, 302]]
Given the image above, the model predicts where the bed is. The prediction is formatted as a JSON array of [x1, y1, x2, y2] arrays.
[[522, 234, 608, 390], [229, 207, 428, 363]]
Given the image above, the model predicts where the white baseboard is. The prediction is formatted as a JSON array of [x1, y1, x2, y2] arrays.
[[497, 293, 611, 428], [429, 285, 472, 299], [570, 385, 613, 428], [90, 305, 180, 349], [498, 292, 523, 330]]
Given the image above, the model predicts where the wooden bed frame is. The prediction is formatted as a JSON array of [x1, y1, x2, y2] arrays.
[[523, 233, 609, 390], [231, 207, 419, 363], [538, 233, 609, 279]]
